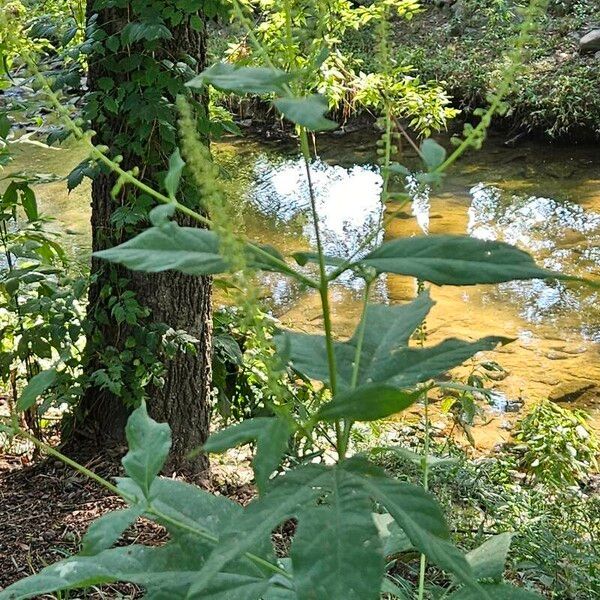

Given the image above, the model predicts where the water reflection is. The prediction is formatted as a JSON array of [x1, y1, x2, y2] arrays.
[[238, 146, 599, 342], [250, 156, 384, 259], [467, 183, 600, 339]]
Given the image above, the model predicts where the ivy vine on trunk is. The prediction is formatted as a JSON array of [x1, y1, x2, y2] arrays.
[[71, 0, 226, 473]]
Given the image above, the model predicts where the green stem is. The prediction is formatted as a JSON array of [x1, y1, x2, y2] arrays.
[[338, 279, 372, 458], [417, 392, 430, 600], [299, 129, 342, 453], [24, 55, 318, 291], [9, 424, 291, 580]]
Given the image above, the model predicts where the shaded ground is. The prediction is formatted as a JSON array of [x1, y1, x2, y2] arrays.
[[0, 451, 255, 596]]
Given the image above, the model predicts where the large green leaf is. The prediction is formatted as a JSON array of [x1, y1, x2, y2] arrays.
[[17, 368, 57, 411], [94, 222, 228, 275], [367, 336, 509, 388], [277, 294, 506, 422], [291, 469, 384, 600], [80, 506, 144, 556], [187, 62, 294, 95], [360, 235, 563, 285], [0, 545, 193, 600], [343, 457, 483, 594], [317, 385, 421, 421], [204, 417, 294, 493], [187, 464, 331, 597], [273, 95, 337, 131], [122, 402, 171, 496], [275, 293, 433, 391], [466, 533, 514, 582]]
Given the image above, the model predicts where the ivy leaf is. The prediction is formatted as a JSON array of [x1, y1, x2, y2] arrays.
[[17, 368, 57, 411], [164, 149, 185, 199], [420, 139, 446, 171], [67, 159, 95, 192], [187, 62, 294, 95], [81, 506, 144, 556], [360, 235, 564, 286], [204, 417, 294, 493], [94, 223, 229, 275], [122, 402, 171, 496], [466, 533, 514, 582], [121, 21, 172, 45], [291, 469, 385, 600], [273, 95, 338, 131]]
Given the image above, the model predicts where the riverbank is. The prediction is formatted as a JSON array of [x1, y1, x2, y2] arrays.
[[355, 0, 600, 140]]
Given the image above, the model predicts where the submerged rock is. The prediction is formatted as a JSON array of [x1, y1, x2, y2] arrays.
[[579, 29, 600, 53], [549, 381, 596, 403]]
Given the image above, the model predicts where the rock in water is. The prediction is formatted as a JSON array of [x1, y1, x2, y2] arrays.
[[579, 29, 600, 53], [549, 381, 596, 403]]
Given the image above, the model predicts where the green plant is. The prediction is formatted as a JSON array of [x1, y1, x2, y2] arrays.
[[0, 117, 85, 436], [1, 0, 578, 598], [514, 400, 599, 488], [221, 0, 458, 132]]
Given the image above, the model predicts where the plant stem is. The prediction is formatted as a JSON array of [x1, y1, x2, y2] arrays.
[[24, 54, 318, 291], [299, 129, 342, 453], [8, 423, 291, 580], [417, 392, 430, 600]]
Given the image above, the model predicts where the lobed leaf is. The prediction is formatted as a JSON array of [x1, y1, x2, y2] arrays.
[[291, 469, 385, 600], [122, 402, 171, 496], [187, 63, 294, 95]]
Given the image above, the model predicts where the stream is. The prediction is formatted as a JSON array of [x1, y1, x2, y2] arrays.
[[7, 129, 600, 449]]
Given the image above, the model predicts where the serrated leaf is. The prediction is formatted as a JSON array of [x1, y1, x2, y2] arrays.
[[291, 469, 384, 600], [17, 368, 57, 411], [81, 506, 144, 556], [187, 464, 331, 596], [164, 149, 185, 199], [204, 417, 293, 493], [317, 386, 421, 421], [273, 95, 337, 131], [122, 402, 171, 496], [360, 235, 564, 285], [187, 63, 294, 95], [276, 294, 507, 421], [466, 533, 514, 582], [94, 223, 228, 275], [343, 457, 482, 594]]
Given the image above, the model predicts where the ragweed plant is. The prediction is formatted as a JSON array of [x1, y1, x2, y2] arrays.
[[1, 0, 581, 599]]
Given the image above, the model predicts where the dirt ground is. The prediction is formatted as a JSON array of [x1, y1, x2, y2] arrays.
[[0, 450, 256, 597]]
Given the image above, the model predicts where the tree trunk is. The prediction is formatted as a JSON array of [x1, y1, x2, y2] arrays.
[[73, 2, 211, 474]]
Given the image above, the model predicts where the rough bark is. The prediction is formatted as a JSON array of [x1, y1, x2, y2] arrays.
[[73, 4, 211, 474]]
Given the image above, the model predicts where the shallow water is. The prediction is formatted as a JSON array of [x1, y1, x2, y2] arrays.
[[5, 130, 600, 448], [215, 131, 600, 448]]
